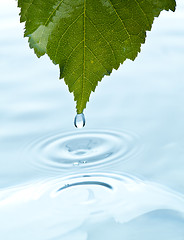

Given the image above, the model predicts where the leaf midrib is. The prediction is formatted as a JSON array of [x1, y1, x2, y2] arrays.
[[80, 0, 86, 113]]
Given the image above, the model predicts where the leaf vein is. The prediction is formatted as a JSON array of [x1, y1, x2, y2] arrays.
[[107, 0, 132, 46], [134, 0, 151, 28], [69, 73, 83, 91], [86, 46, 109, 73], [54, 12, 84, 61], [23, 0, 35, 19], [63, 40, 84, 70], [86, 15, 117, 66], [44, 0, 64, 26], [80, 0, 86, 113]]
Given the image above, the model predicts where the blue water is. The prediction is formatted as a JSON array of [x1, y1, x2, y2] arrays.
[[0, 0, 184, 239]]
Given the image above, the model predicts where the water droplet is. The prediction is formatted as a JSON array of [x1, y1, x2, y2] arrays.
[[74, 113, 85, 128], [73, 161, 79, 166], [79, 160, 87, 164], [73, 160, 87, 166]]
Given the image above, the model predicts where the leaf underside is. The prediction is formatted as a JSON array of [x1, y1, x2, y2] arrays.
[[18, 0, 176, 113]]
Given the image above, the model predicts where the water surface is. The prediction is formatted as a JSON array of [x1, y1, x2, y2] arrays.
[[0, 1, 184, 239]]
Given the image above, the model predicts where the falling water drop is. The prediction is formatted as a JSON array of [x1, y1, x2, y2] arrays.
[[74, 113, 85, 128]]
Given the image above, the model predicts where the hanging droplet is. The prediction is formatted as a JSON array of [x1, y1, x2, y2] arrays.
[[74, 113, 85, 128]]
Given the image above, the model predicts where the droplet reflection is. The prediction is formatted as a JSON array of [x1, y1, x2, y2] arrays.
[[1, 172, 184, 240]]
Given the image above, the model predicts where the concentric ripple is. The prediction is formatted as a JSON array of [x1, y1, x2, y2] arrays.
[[26, 129, 142, 171]]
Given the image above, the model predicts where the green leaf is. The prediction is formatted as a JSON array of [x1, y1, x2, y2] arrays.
[[18, 0, 176, 113]]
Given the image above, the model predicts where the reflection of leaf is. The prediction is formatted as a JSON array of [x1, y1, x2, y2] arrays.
[[18, 0, 176, 113]]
